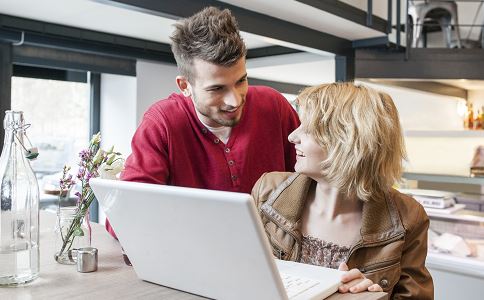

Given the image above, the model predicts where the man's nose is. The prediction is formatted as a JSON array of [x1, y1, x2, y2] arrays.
[[223, 89, 242, 108]]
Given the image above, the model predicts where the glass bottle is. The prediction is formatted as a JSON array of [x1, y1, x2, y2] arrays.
[[480, 107, 484, 130], [476, 108, 483, 130], [54, 206, 90, 265], [0, 111, 39, 285], [468, 103, 474, 130]]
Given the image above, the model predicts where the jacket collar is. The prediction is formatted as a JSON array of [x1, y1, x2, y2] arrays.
[[260, 173, 405, 245]]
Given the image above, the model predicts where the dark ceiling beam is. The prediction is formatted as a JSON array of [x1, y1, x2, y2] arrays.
[[246, 46, 303, 59], [294, 0, 389, 33], [0, 14, 175, 63], [13, 45, 136, 76], [98, 0, 352, 55], [355, 48, 484, 80], [13, 65, 88, 83], [352, 36, 389, 48], [362, 79, 467, 99], [249, 78, 308, 95]]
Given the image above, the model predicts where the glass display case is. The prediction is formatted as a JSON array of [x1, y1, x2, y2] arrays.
[[402, 173, 484, 300], [426, 209, 484, 300]]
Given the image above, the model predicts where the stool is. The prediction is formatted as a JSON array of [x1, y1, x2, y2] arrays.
[[408, 0, 462, 48]]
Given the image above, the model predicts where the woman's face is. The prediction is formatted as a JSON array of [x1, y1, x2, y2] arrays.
[[288, 124, 327, 180]]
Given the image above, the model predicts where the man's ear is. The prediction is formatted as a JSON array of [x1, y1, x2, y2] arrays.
[[176, 76, 191, 97]]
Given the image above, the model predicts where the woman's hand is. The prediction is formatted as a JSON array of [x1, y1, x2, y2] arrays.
[[338, 262, 383, 293]]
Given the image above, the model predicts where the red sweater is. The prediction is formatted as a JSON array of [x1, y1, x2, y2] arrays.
[[106, 86, 299, 236]]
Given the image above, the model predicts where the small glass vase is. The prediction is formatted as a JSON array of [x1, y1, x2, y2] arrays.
[[54, 206, 91, 265]]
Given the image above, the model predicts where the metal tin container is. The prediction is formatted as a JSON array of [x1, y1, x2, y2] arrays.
[[77, 247, 98, 273]]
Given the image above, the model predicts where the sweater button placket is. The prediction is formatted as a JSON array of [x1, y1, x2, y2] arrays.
[[225, 148, 237, 185]]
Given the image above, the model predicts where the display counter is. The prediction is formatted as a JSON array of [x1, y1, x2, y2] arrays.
[[425, 208, 484, 300]]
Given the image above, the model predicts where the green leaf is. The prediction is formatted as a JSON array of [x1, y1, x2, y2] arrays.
[[73, 227, 85, 237]]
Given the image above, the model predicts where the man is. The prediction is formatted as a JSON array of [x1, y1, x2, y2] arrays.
[[107, 7, 299, 236]]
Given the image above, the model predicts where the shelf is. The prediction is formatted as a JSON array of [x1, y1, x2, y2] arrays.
[[427, 252, 484, 278], [403, 172, 484, 185], [426, 209, 484, 223], [405, 130, 484, 138]]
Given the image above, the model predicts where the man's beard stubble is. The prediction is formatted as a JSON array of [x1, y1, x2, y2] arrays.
[[192, 93, 246, 128]]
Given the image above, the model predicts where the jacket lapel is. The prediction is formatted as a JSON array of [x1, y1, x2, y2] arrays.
[[359, 190, 405, 244], [260, 173, 312, 233]]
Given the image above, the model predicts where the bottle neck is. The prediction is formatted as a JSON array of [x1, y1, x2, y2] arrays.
[[2, 111, 26, 155], [1, 128, 25, 158]]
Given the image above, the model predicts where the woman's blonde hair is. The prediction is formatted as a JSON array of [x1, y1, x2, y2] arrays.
[[296, 82, 407, 202]]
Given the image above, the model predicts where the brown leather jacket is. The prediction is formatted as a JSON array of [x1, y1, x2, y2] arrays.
[[252, 172, 434, 299]]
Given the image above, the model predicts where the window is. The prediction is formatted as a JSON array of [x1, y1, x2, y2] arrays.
[[10, 67, 90, 176]]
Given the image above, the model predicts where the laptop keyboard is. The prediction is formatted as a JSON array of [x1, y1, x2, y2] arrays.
[[280, 273, 320, 299]]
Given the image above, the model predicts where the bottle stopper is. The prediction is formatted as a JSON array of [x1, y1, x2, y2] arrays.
[[25, 147, 39, 160]]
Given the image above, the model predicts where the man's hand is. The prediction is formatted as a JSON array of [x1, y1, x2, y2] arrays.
[[338, 262, 383, 293]]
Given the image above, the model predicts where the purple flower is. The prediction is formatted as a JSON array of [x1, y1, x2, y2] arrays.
[[79, 149, 90, 161], [77, 167, 85, 180]]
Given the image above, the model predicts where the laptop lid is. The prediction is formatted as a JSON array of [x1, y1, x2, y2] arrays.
[[90, 178, 342, 300], [90, 178, 286, 300]]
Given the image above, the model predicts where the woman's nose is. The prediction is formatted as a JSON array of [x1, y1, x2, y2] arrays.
[[288, 126, 301, 144]]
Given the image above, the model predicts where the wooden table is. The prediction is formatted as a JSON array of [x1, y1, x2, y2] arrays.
[[0, 212, 387, 300]]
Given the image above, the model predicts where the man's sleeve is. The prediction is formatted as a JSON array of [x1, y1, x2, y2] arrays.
[[121, 114, 170, 184], [106, 114, 170, 239]]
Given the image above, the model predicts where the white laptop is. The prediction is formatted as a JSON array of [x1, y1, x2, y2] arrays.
[[90, 178, 343, 300]]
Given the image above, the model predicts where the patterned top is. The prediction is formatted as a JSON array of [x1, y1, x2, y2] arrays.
[[299, 235, 350, 269]]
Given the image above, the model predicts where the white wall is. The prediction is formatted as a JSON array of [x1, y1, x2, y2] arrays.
[[247, 53, 335, 86], [136, 60, 179, 124], [100, 61, 179, 159], [100, 74, 137, 158], [356, 81, 481, 176], [98, 62, 178, 224], [99, 73, 136, 225], [359, 81, 465, 130]]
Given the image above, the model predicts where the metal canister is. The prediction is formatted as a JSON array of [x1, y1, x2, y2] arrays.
[[77, 247, 98, 273]]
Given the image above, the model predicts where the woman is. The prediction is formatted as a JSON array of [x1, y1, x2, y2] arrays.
[[252, 82, 433, 298]]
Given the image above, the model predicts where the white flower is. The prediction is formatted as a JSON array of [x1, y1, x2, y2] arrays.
[[99, 158, 125, 180], [93, 149, 105, 165], [90, 132, 101, 145]]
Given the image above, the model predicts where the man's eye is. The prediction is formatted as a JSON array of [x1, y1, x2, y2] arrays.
[[207, 87, 223, 92]]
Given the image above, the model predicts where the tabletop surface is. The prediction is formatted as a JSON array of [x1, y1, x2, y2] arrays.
[[0, 211, 387, 300]]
